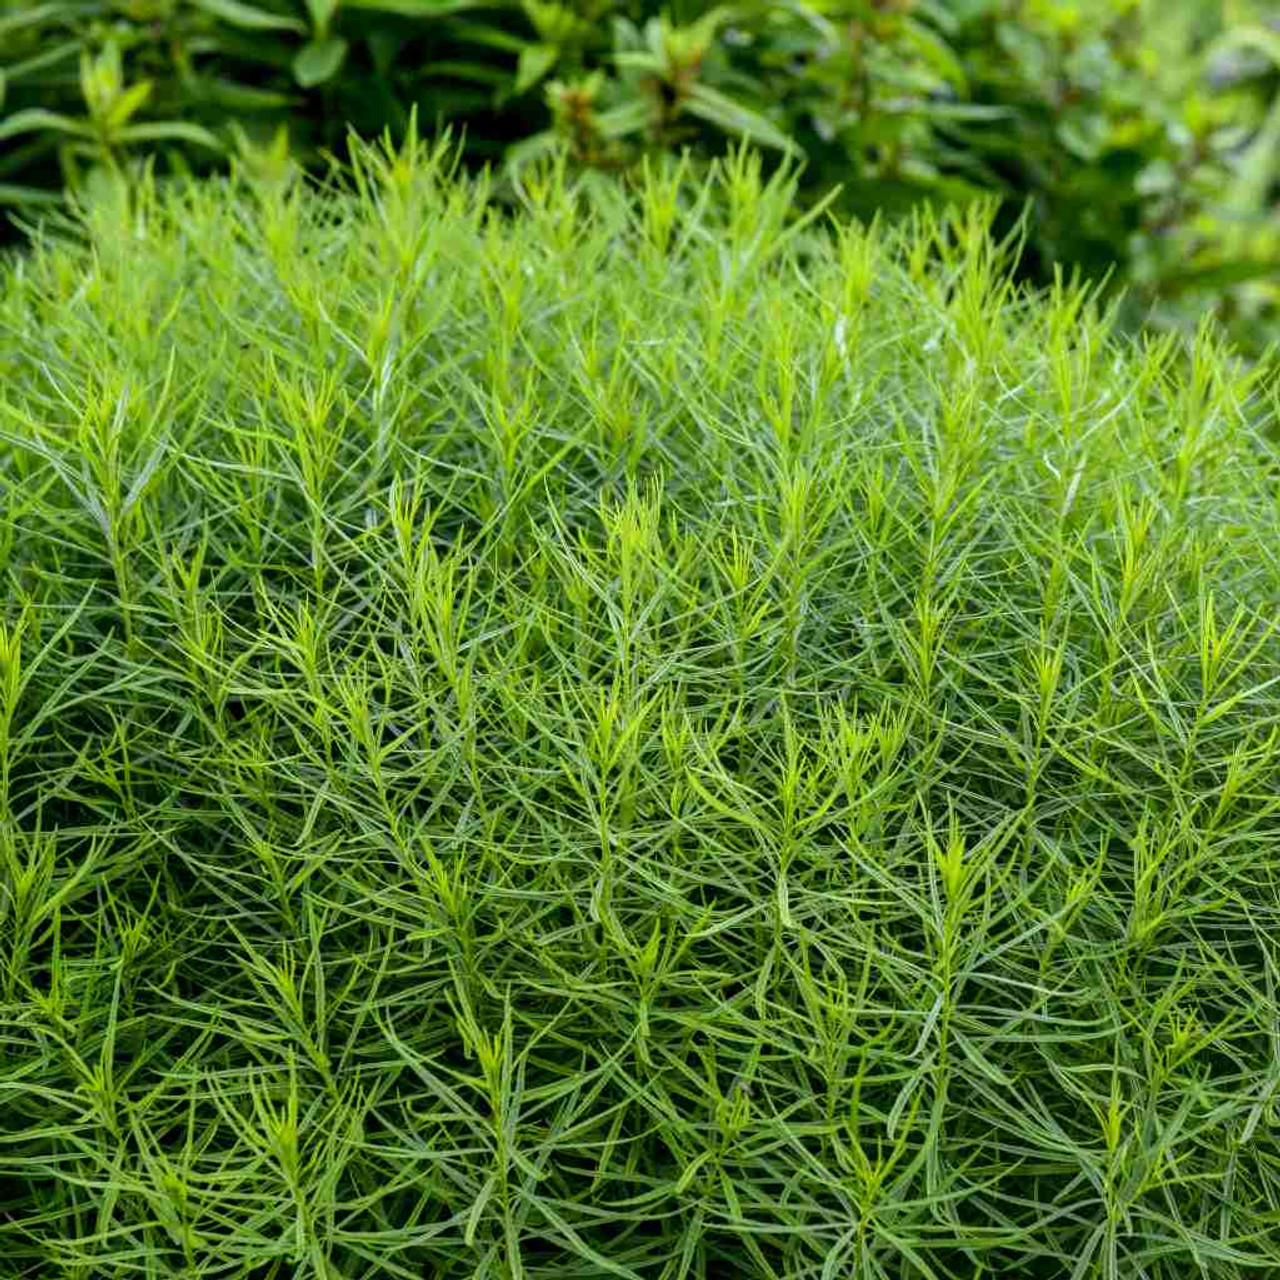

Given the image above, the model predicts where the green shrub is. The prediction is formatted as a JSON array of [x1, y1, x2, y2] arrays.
[[950, 0, 1280, 353], [3, 134, 1280, 1277], [0, 0, 998, 211], [4, 1, 1280, 354]]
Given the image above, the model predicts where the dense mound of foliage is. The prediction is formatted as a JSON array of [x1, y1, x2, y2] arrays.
[[2, 134, 1280, 1278], [4, 0, 1280, 350]]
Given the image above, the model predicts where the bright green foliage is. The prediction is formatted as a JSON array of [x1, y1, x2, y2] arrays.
[[3, 133, 1280, 1278], [3, 1, 1280, 354]]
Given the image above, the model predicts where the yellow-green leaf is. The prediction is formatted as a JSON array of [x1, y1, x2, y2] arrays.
[[105, 80, 154, 132], [516, 43, 559, 95]]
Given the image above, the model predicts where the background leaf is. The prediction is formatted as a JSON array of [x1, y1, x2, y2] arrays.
[[188, 0, 308, 34], [516, 44, 560, 96], [117, 121, 224, 149], [344, 0, 485, 12], [0, 108, 92, 142], [293, 38, 350, 89], [683, 84, 799, 154]]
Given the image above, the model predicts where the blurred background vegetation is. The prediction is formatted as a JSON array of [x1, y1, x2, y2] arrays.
[[2, 0, 1279, 355]]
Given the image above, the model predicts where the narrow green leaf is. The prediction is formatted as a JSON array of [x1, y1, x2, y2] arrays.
[[2, 39, 82, 86], [516, 44, 559, 95], [913, 101, 1014, 121], [682, 84, 799, 154], [188, 0, 308, 33], [117, 121, 223, 149], [445, 19, 529, 53], [594, 97, 653, 140], [197, 77, 300, 111], [421, 61, 515, 86], [900, 17, 968, 92], [463, 1173, 495, 1245], [0, 3, 63, 40], [0, 181, 63, 205], [105, 80, 154, 132], [304, 0, 341, 34], [344, 0, 483, 12], [613, 51, 666, 75], [0, 108, 92, 143]]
